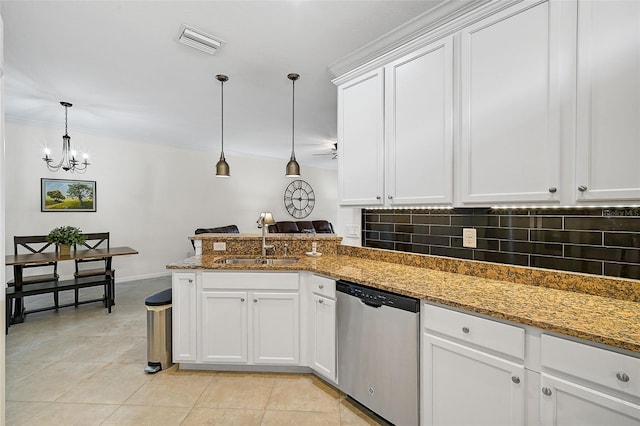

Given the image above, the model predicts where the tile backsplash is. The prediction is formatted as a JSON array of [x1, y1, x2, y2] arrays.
[[362, 208, 640, 280]]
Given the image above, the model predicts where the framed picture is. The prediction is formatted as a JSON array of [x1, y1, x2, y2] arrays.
[[41, 178, 96, 212]]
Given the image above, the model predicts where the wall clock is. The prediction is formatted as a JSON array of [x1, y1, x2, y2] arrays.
[[284, 179, 315, 219]]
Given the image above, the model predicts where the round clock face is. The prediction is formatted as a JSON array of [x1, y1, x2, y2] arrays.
[[284, 180, 315, 219]]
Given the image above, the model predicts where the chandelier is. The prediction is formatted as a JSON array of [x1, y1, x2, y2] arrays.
[[43, 101, 90, 173]]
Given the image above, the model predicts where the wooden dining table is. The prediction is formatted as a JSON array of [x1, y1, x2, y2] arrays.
[[6, 246, 138, 324]]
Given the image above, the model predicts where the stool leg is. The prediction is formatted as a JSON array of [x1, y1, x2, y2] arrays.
[[74, 288, 79, 307], [54, 290, 59, 311]]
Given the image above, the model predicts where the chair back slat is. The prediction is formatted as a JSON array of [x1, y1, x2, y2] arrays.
[[13, 235, 58, 274]]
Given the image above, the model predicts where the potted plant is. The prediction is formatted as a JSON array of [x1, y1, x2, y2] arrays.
[[47, 226, 87, 256]]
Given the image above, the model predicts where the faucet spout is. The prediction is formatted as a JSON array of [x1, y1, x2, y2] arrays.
[[261, 219, 274, 257]]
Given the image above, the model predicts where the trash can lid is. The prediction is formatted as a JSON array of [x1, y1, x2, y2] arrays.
[[145, 288, 172, 306]]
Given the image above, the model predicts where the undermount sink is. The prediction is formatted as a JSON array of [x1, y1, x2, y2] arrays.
[[217, 257, 299, 266]]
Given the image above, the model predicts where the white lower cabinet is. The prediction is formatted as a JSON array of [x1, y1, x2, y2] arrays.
[[199, 271, 300, 366], [540, 334, 640, 426], [172, 271, 197, 362], [422, 304, 525, 426], [308, 275, 337, 382]]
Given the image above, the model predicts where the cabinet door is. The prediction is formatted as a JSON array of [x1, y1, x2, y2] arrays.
[[575, 0, 640, 202], [338, 69, 385, 206], [311, 295, 336, 381], [172, 272, 197, 362], [459, 0, 562, 204], [386, 37, 453, 206], [423, 334, 525, 426], [201, 291, 248, 363], [251, 292, 300, 365], [540, 374, 640, 426]]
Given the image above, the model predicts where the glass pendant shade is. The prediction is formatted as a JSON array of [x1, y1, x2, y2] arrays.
[[215, 74, 230, 177], [286, 73, 301, 177]]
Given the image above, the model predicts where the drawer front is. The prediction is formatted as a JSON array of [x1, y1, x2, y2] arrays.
[[541, 334, 640, 399], [424, 303, 525, 359], [311, 275, 336, 299], [202, 272, 299, 290]]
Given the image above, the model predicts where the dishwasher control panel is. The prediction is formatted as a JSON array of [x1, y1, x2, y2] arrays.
[[336, 280, 419, 313]]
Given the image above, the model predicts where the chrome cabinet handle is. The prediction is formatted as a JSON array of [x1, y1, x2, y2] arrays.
[[578, 185, 588, 192], [462, 327, 470, 334], [616, 372, 630, 383], [548, 187, 557, 193], [542, 387, 552, 396], [512, 376, 520, 384]]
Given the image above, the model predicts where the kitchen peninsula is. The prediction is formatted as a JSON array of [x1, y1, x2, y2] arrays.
[[168, 233, 640, 425]]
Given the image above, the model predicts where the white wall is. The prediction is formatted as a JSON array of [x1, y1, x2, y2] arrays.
[[4, 122, 337, 281]]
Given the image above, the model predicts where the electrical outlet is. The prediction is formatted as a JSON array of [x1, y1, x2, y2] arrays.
[[462, 228, 477, 248], [346, 224, 359, 238], [213, 242, 226, 251]]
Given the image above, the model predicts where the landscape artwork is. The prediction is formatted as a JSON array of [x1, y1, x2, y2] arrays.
[[41, 178, 96, 212]]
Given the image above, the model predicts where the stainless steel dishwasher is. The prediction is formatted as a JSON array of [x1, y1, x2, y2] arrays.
[[337, 280, 420, 426]]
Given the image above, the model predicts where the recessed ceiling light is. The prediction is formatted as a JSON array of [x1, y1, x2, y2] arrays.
[[178, 25, 224, 55]]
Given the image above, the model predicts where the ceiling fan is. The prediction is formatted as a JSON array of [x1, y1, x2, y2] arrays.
[[313, 142, 338, 159]]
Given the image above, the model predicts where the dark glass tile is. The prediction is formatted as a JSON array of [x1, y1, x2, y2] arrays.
[[501, 241, 563, 256], [531, 256, 603, 275], [499, 216, 563, 229], [476, 227, 529, 240], [412, 234, 450, 246], [565, 245, 640, 263], [530, 208, 602, 216], [395, 224, 429, 234], [430, 226, 463, 237], [431, 246, 474, 260], [367, 240, 394, 250], [395, 224, 415, 234], [565, 217, 640, 232], [474, 250, 529, 266], [531, 230, 602, 245], [451, 215, 500, 227], [379, 214, 411, 224], [602, 207, 640, 218], [451, 237, 500, 251], [379, 232, 410, 243], [604, 262, 640, 280], [369, 223, 395, 232], [395, 243, 430, 255], [604, 232, 640, 248], [412, 215, 451, 225], [363, 231, 379, 240]]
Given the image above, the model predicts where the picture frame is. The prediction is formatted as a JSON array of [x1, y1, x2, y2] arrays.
[[41, 178, 96, 212]]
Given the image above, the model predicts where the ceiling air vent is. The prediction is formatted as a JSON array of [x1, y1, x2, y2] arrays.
[[178, 25, 224, 55]]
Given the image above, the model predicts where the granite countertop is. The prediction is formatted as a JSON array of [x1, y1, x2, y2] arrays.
[[167, 253, 640, 354]]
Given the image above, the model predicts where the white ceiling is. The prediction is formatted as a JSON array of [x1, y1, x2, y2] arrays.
[[1, 0, 447, 170]]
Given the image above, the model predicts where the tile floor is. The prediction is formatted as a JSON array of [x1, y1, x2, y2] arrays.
[[5, 276, 382, 425]]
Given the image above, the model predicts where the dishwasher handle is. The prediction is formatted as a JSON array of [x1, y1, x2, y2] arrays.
[[361, 299, 382, 308]]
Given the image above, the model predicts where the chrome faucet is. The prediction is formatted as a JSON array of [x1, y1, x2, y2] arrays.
[[258, 212, 275, 257]]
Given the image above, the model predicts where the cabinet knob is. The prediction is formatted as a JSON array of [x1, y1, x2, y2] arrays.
[[511, 376, 521, 384], [376, 195, 381, 200], [240, 298, 245, 302], [542, 387, 552, 396], [388, 195, 393, 199], [188, 279, 193, 283], [319, 284, 324, 289], [462, 327, 470, 334], [548, 187, 557, 193], [578, 185, 588, 192], [616, 372, 630, 383], [318, 299, 324, 304], [253, 299, 258, 303]]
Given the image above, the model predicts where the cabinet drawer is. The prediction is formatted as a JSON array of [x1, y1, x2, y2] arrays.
[[424, 303, 525, 359], [311, 275, 336, 299], [202, 272, 299, 290], [541, 334, 640, 399]]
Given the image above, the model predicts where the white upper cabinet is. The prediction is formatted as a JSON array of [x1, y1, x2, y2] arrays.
[[459, 0, 563, 205], [386, 38, 454, 206], [575, 0, 640, 202], [338, 69, 385, 206]]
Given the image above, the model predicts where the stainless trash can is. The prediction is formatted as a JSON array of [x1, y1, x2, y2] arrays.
[[144, 288, 173, 373]]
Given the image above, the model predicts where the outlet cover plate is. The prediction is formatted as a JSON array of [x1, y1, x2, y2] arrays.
[[463, 228, 477, 248], [213, 242, 227, 251]]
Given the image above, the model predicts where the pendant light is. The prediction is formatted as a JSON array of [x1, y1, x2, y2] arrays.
[[42, 101, 90, 173], [215, 74, 230, 177], [285, 73, 301, 177]]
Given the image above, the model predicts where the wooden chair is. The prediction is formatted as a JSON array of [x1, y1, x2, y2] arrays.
[[74, 232, 114, 307], [7, 235, 60, 309]]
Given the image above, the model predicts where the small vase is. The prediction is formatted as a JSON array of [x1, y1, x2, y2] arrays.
[[59, 243, 72, 256]]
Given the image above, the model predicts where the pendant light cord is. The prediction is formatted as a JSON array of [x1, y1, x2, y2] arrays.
[[220, 78, 224, 156], [291, 77, 295, 158], [64, 105, 69, 136]]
